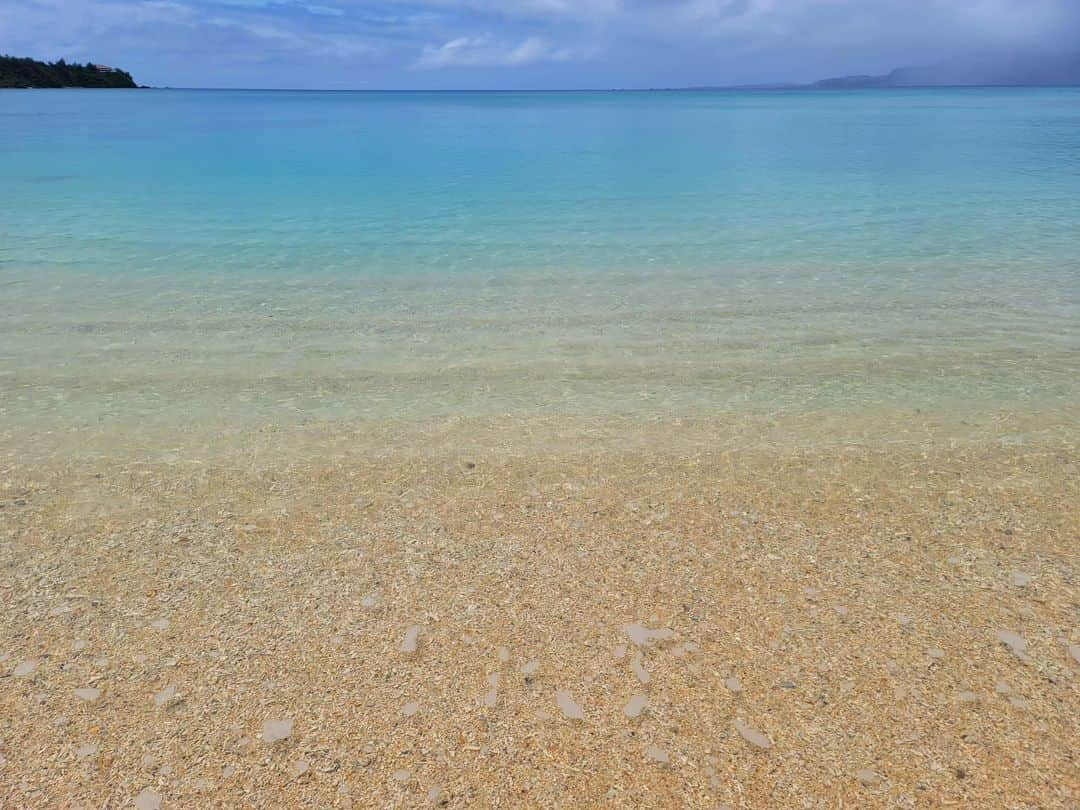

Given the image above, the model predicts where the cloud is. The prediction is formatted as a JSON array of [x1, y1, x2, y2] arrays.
[[1, 0, 1077, 87], [415, 34, 578, 68]]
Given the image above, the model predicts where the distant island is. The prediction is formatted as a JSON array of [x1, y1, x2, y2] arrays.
[[1, 55, 138, 89], [812, 52, 1080, 89]]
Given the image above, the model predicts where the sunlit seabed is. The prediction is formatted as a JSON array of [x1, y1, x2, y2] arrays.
[[2, 89, 1079, 460]]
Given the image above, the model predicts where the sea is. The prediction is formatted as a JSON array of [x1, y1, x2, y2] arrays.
[[2, 87, 1078, 458]]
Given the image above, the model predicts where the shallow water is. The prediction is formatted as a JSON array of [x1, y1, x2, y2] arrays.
[[2, 88, 1078, 455]]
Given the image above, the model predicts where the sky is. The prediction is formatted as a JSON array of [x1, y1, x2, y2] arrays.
[[3, 0, 1079, 89]]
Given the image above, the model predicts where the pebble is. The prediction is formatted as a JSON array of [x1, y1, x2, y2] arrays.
[[392, 769, 412, 783], [926, 648, 946, 660], [724, 676, 742, 693], [402, 701, 421, 717], [995, 681, 1013, 695], [262, 718, 293, 744], [72, 640, 88, 652], [484, 673, 499, 708], [625, 624, 674, 646], [74, 687, 101, 702], [857, 769, 881, 787], [995, 630, 1030, 661], [149, 619, 170, 631], [958, 691, 978, 703], [612, 644, 628, 660], [1068, 645, 1080, 665], [556, 689, 585, 720], [76, 743, 99, 759], [497, 646, 510, 663], [631, 653, 651, 685], [13, 660, 38, 677], [521, 660, 540, 678], [624, 694, 648, 718], [154, 686, 177, 707], [646, 745, 669, 764], [734, 720, 771, 750], [401, 626, 422, 655], [1011, 571, 1033, 587], [360, 595, 377, 609], [134, 789, 162, 810], [291, 760, 310, 778]]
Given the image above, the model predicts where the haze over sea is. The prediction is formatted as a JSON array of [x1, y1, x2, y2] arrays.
[[2, 87, 1079, 455]]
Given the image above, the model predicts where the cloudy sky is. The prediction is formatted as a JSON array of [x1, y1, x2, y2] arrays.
[[3, 0, 1079, 89]]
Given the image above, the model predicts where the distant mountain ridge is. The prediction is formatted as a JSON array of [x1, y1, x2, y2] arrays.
[[813, 52, 1080, 89], [1, 55, 138, 88]]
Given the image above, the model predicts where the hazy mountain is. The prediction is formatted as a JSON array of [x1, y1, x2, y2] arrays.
[[814, 51, 1080, 88]]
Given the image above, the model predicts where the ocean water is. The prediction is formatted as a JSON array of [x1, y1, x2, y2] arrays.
[[2, 88, 1079, 453]]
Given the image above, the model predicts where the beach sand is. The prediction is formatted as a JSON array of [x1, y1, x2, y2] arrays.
[[1, 411, 1078, 808]]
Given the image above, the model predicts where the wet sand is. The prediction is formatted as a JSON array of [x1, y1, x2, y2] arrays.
[[1, 412, 1077, 808]]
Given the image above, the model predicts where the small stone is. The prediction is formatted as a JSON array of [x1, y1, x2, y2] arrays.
[[13, 660, 38, 677], [958, 691, 978, 703], [926, 648, 945, 660], [625, 624, 674, 646], [624, 694, 648, 718], [72, 640, 88, 652], [149, 619, 170, 631], [392, 769, 412, 783], [734, 720, 771, 750], [896, 614, 913, 626], [834, 606, 849, 617], [995, 681, 1013, 695], [631, 653, 651, 685], [428, 786, 448, 805], [360, 595, 377, 609], [724, 676, 742, 693], [134, 789, 162, 810], [646, 745, 669, 764], [49, 604, 72, 617], [154, 686, 177, 707], [1011, 571, 1033, 587], [857, 769, 881, 787], [521, 660, 540, 678], [76, 743, 99, 759], [995, 630, 1030, 661], [402, 701, 421, 717], [612, 644, 628, 660], [74, 688, 101, 702], [497, 646, 510, 663], [1068, 645, 1079, 665], [401, 626, 422, 654], [556, 689, 585, 720], [1009, 696, 1030, 709], [291, 760, 310, 778], [262, 718, 293, 744], [222, 766, 236, 779]]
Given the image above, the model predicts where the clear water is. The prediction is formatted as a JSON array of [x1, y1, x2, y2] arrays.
[[2, 88, 1078, 448]]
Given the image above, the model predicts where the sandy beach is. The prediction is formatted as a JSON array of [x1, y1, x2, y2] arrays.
[[2, 411, 1077, 808]]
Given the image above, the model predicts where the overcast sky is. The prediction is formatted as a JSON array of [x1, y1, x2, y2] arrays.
[[3, 0, 1079, 89]]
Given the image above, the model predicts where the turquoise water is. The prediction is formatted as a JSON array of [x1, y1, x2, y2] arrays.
[[2, 88, 1079, 445]]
